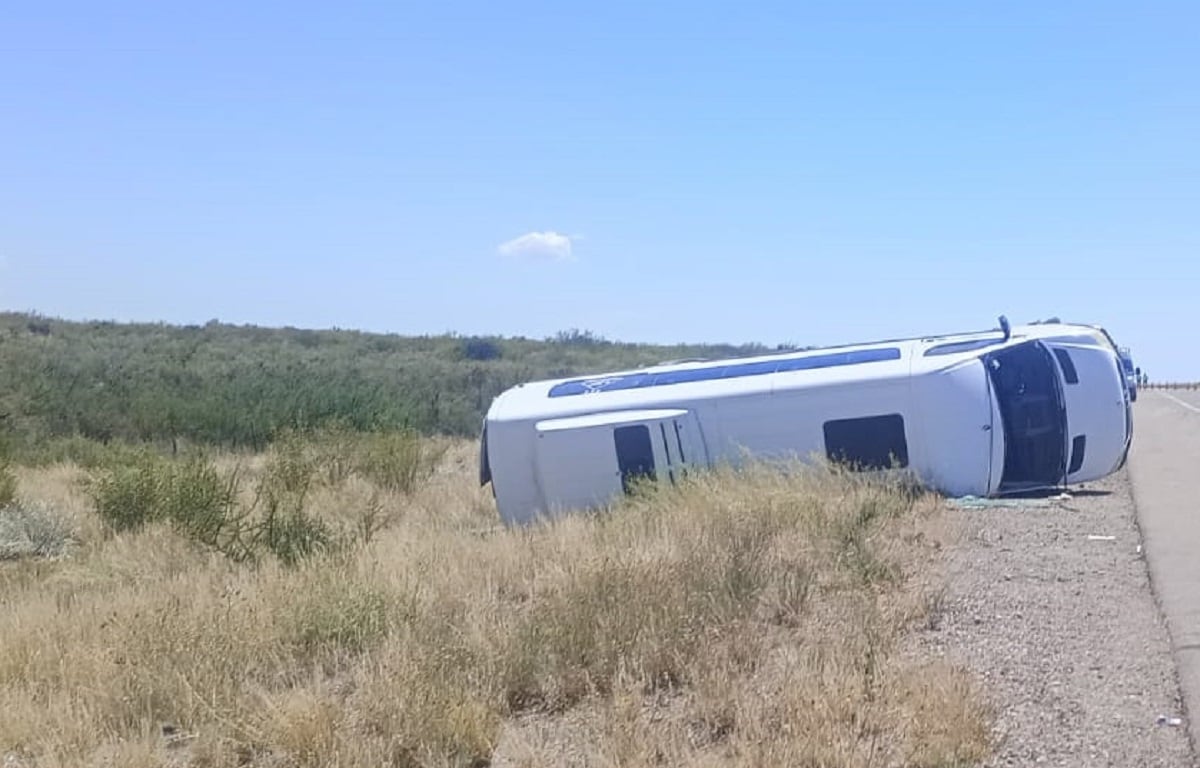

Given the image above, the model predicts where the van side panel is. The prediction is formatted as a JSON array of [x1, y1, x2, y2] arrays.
[[910, 361, 995, 497], [534, 424, 625, 519], [495, 409, 711, 525], [707, 382, 917, 470]]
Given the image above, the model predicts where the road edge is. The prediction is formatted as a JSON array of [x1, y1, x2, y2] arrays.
[[1127, 393, 1200, 760]]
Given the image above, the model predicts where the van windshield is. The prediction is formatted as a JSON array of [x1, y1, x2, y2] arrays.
[[985, 341, 1067, 491]]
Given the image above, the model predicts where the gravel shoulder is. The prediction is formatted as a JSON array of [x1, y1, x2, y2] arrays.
[[913, 468, 1195, 767]]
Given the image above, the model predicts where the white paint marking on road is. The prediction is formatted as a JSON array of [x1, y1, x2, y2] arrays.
[[1159, 391, 1200, 414]]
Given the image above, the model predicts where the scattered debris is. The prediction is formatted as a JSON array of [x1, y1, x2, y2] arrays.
[[1086, 535, 1117, 541], [946, 495, 1056, 510], [1155, 714, 1184, 727], [161, 722, 196, 748]]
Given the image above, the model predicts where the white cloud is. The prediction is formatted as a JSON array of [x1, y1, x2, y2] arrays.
[[497, 231, 576, 262]]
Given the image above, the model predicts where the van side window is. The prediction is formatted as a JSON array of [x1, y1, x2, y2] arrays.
[[1053, 349, 1079, 384], [823, 414, 909, 470], [1069, 435, 1086, 474], [924, 338, 1002, 356], [614, 425, 656, 493]]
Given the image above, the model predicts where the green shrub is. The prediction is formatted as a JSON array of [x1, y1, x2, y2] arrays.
[[87, 456, 167, 531], [262, 429, 316, 502], [308, 421, 359, 487], [0, 460, 15, 509], [0, 434, 15, 507], [460, 337, 502, 361], [161, 457, 248, 557], [355, 429, 437, 494], [253, 499, 334, 567], [85, 452, 329, 566]]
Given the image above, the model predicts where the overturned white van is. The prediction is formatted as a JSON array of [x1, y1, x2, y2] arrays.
[[479, 317, 1133, 526]]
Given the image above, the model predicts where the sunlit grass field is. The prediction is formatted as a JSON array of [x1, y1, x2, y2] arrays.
[[0, 433, 990, 767]]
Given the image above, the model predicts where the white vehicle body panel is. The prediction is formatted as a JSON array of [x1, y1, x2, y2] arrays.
[[532, 409, 702, 517], [909, 359, 998, 497]]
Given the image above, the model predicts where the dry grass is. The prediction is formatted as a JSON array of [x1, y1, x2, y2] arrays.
[[1, 439, 991, 767]]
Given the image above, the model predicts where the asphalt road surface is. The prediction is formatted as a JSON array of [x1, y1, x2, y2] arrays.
[[1129, 389, 1200, 758]]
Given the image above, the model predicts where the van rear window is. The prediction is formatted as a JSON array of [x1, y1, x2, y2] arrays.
[[823, 414, 909, 470]]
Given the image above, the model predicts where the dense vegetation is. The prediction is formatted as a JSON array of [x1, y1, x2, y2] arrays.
[[0, 312, 793, 455]]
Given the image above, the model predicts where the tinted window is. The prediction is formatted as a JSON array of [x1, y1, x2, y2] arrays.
[[823, 414, 909, 470], [1053, 349, 1079, 384], [614, 425, 655, 493], [549, 347, 902, 397], [924, 338, 1003, 356], [985, 341, 1067, 488], [1069, 435, 1086, 474]]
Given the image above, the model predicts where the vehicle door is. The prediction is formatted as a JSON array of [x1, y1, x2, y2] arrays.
[[534, 408, 708, 516]]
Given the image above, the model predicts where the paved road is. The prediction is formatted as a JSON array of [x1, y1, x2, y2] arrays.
[[1129, 390, 1200, 754]]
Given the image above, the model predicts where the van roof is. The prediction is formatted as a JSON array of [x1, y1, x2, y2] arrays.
[[484, 320, 1111, 424]]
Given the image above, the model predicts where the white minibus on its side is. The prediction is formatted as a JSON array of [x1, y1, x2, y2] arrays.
[[479, 317, 1133, 526]]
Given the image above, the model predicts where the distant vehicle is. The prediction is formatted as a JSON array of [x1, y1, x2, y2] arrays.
[[1117, 347, 1137, 401], [479, 316, 1133, 526]]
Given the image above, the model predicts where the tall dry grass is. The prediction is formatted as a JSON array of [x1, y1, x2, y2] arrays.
[[0, 439, 990, 767]]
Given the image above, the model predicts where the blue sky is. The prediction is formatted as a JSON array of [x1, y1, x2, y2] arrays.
[[2, 1, 1197, 379]]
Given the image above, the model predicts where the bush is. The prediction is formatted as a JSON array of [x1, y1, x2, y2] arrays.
[[460, 337, 502, 361], [253, 496, 334, 567], [355, 429, 439, 494], [0, 501, 74, 560], [87, 455, 166, 531], [551, 328, 609, 346], [308, 422, 359, 487], [85, 452, 331, 566], [0, 459, 15, 509], [0, 433, 15, 507], [83, 427, 441, 565], [162, 457, 248, 557], [262, 429, 317, 502]]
